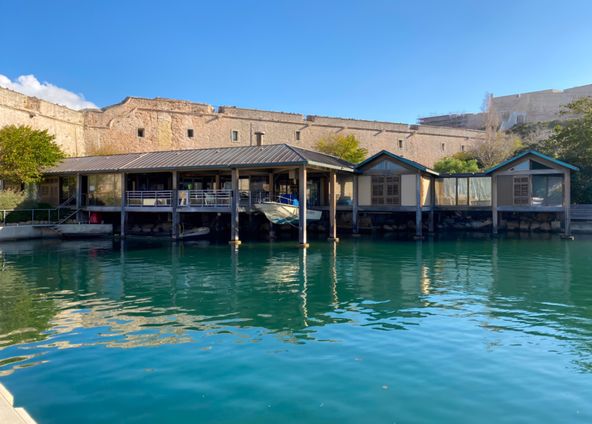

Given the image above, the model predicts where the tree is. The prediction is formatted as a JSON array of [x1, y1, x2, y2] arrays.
[[433, 152, 480, 173], [315, 134, 368, 163], [0, 125, 65, 185], [471, 94, 523, 168], [539, 97, 592, 203]]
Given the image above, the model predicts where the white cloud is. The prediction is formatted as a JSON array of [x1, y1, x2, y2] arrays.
[[0, 74, 98, 110]]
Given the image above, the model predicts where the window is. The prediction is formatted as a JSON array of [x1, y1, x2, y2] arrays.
[[371, 175, 400, 205], [469, 177, 492, 206], [532, 175, 563, 206], [441, 143, 446, 152], [461, 145, 465, 152], [398, 139, 403, 149], [137, 128, 145, 138], [187, 129, 194, 138], [231, 130, 239, 142], [457, 178, 468, 205], [295, 131, 301, 141], [513, 176, 529, 205]]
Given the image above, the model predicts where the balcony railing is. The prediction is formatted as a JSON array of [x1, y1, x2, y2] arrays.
[[112, 190, 271, 209], [126, 190, 173, 207], [178, 190, 232, 208]]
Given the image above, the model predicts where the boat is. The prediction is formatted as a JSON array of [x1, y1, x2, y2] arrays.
[[254, 201, 322, 225], [178, 226, 210, 240]]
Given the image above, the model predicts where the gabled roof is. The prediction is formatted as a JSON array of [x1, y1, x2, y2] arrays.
[[355, 150, 439, 175], [44, 144, 355, 175], [485, 150, 579, 174]]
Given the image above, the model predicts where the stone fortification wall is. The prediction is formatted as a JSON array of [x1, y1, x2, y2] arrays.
[[82, 97, 483, 166], [0, 87, 85, 156], [0, 88, 484, 166]]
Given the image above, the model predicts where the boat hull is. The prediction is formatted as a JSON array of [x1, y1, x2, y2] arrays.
[[254, 202, 322, 225]]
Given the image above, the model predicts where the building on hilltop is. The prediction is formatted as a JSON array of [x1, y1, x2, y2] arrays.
[[0, 86, 483, 166], [419, 83, 592, 131]]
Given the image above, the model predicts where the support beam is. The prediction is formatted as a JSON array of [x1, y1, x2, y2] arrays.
[[428, 176, 435, 234], [563, 170, 572, 238], [492, 175, 498, 235], [229, 168, 241, 245], [76, 173, 83, 222], [415, 173, 423, 239], [328, 170, 339, 242], [352, 174, 359, 236], [172, 170, 179, 240], [120, 173, 127, 238], [299, 166, 309, 247], [268, 172, 275, 240], [215, 174, 221, 191]]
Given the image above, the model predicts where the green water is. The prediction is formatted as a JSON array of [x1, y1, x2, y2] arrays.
[[0, 236, 591, 423]]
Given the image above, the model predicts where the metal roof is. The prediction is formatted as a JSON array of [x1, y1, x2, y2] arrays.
[[484, 150, 580, 174], [355, 150, 439, 176], [45, 144, 355, 175]]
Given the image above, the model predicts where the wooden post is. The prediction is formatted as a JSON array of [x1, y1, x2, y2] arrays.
[[120, 173, 127, 238], [215, 174, 221, 191], [268, 172, 275, 240], [352, 174, 359, 235], [229, 168, 241, 245], [172, 170, 179, 240], [76, 173, 83, 222], [415, 173, 423, 239], [328, 170, 339, 242], [299, 166, 309, 247], [428, 176, 435, 234], [563, 170, 572, 238], [492, 175, 498, 235]]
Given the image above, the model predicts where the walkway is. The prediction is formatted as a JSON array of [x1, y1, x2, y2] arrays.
[[0, 384, 37, 424]]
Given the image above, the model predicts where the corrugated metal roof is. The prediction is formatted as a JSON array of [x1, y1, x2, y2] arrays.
[[44, 144, 355, 175], [355, 150, 439, 175]]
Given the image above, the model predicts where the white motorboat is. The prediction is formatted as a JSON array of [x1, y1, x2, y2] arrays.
[[254, 202, 322, 225]]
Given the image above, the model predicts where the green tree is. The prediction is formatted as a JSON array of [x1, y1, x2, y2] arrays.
[[315, 134, 368, 163], [539, 97, 592, 203], [0, 125, 65, 185], [433, 152, 480, 173]]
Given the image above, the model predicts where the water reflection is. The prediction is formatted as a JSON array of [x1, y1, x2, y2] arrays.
[[0, 235, 591, 376]]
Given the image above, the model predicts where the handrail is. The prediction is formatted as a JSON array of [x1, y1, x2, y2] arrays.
[[126, 190, 173, 207], [178, 189, 232, 207]]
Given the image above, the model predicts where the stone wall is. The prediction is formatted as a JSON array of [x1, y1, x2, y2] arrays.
[[0, 87, 85, 156], [0, 87, 484, 166], [82, 97, 483, 166]]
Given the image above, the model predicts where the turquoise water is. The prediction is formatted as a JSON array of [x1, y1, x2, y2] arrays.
[[0, 236, 591, 423]]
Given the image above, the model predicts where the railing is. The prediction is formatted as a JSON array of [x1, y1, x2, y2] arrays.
[[571, 204, 592, 221], [1, 209, 59, 226], [126, 190, 173, 207], [178, 190, 232, 207]]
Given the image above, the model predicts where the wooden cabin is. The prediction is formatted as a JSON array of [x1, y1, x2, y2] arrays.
[[485, 150, 579, 235]]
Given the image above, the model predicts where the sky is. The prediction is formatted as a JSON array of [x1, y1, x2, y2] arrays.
[[1, 0, 591, 122]]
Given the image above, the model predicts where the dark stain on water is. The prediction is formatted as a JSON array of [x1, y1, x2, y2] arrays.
[[0, 235, 592, 423]]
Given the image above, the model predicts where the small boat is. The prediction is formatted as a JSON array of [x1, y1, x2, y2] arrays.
[[178, 226, 210, 240], [254, 202, 322, 225]]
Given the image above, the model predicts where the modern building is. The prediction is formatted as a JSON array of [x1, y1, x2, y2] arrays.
[[419, 83, 592, 130]]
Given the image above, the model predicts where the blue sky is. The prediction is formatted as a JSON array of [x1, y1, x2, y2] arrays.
[[1, 0, 591, 122]]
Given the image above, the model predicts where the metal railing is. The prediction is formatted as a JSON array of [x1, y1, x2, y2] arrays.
[[126, 190, 173, 207], [178, 189, 232, 207], [1, 209, 59, 226]]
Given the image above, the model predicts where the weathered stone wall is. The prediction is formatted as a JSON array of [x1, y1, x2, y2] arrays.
[[0, 87, 85, 156], [0, 87, 484, 166], [83, 97, 483, 166]]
